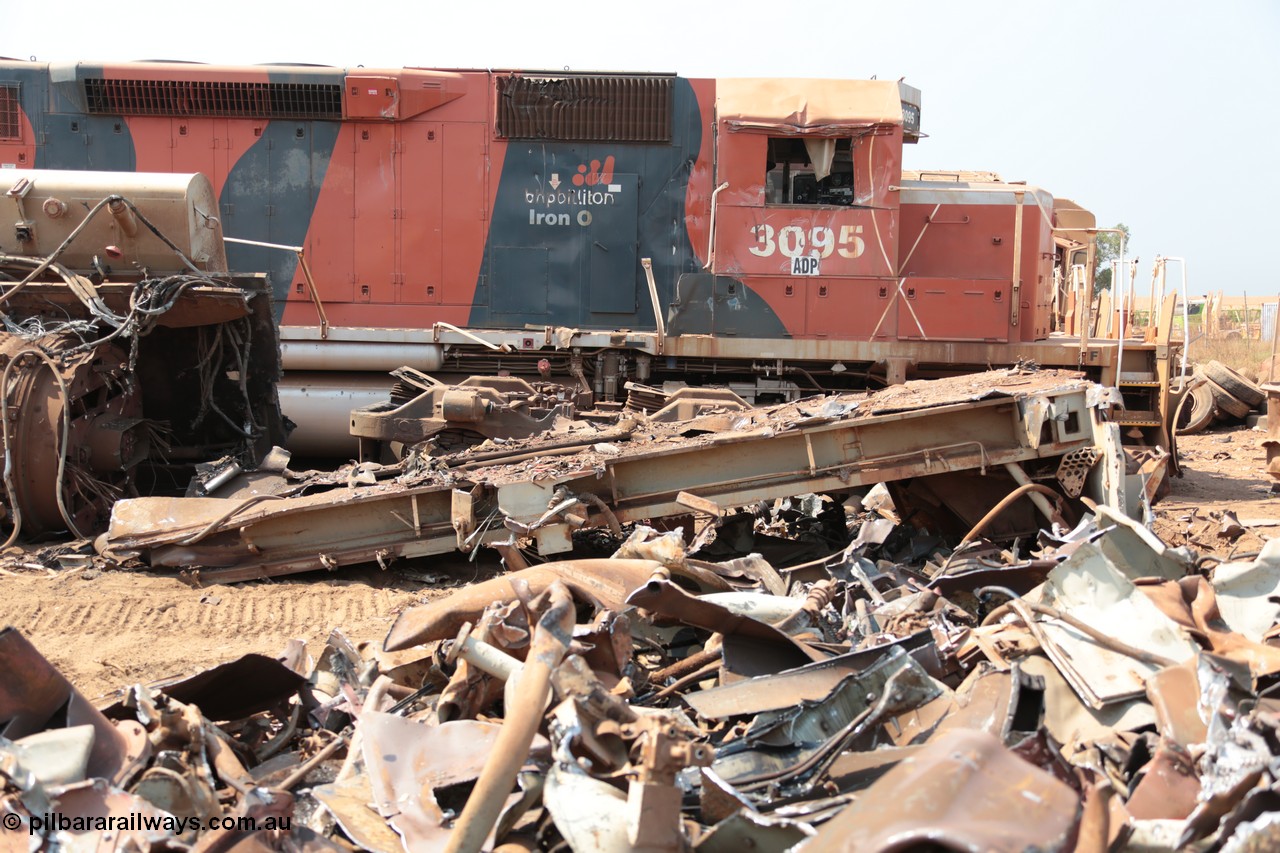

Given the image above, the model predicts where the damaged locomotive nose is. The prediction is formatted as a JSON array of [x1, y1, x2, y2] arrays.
[[0, 170, 286, 540]]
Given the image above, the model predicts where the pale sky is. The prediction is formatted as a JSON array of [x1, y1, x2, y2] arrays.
[[3, 0, 1275, 296]]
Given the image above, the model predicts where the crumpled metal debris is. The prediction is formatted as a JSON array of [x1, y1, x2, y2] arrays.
[[19, 368, 1280, 851], [14, 496, 1280, 853]]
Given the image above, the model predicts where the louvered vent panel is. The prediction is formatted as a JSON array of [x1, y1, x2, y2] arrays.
[[496, 75, 672, 143], [83, 78, 342, 119], [0, 84, 19, 140]]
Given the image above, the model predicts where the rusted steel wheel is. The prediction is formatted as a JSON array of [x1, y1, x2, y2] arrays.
[[0, 334, 144, 536], [1202, 360, 1265, 409]]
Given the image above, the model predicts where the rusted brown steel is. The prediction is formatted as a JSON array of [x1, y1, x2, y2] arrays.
[[952, 482, 1069, 552], [1075, 780, 1114, 853], [444, 582, 574, 853], [916, 663, 1040, 744], [279, 733, 348, 791], [385, 558, 727, 651], [17, 460, 1280, 852], [1262, 382, 1280, 488], [683, 629, 941, 719], [359, 713, 525, 850], [351, 373, 580, 460], [0, 172, 286, 540], [1125, 739, 1201, 821], [100, 652, 306, 722], [102, 369, 1132, 583], [0, 627, 149, 786], [643, 386, 751, 423], [625, 575, 826, 676], [621, 715, 714, 850], [802, 729, 1080, 852], [1145, 660, 1210, 747]]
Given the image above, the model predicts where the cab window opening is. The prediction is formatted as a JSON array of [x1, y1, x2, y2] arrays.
[[764, 137, 855, 206]]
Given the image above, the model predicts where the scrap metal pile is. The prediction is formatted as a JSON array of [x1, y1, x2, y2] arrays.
[[9, 488, 1280, 851], [10, 163, 1269, 852], [7, 365, 1276, 852]]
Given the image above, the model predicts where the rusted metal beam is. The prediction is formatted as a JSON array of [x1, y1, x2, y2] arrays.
[[428, 324, 1159, 371], [443, 584, 575, 853], [102, 371, 1130, 583]]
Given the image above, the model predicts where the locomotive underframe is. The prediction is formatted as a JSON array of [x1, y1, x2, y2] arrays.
[[278, 317, 1178, 458]]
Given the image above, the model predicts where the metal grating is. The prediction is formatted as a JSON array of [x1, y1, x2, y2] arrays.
[[0, 84, 18, 140], [83, 78, 342, 119], [496, 75, 672, 143]]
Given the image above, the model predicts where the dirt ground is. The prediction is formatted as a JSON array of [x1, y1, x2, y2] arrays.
[[0, 551, 505, 700], [0, 422, 1272, 700], [1155, 423, 1280, 555]]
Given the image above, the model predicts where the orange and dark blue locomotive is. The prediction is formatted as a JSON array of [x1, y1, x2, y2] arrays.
[[0, 61, 1060, 352]]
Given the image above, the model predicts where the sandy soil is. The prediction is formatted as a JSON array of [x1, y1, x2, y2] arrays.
[[0, 553, 502, 699], [0, 421, 1271, 700], [1155, 423, 1279, 556]]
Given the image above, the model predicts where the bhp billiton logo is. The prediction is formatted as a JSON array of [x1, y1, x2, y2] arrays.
[[528, 155, 620, 227], [573, 156, 615, 187]]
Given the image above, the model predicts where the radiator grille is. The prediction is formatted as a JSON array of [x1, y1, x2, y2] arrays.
[[0, 84, 19, 140], [496, 75, 672, 143], [84, 78, 342, 119]]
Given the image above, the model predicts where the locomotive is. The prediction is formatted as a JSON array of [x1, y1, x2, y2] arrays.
[[0, 61, 1174, 456]]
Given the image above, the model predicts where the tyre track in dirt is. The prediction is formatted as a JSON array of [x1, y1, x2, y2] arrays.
[[0, 563, 467, 699], [8, 586, 389, 637]]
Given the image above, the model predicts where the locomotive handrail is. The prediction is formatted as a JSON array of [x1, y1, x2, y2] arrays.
[[224, 236, 329, 340], [641, 258, 665, 354], [435, 322, 515, 353], [1158, 256, 1191, 376], [703, 182, 730, 270]]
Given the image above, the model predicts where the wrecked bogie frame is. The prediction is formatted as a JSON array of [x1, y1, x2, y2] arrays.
[[350, 371, 583, 462], [349, 371, 753, 463]]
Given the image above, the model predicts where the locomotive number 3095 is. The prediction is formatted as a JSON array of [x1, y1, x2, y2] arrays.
[[748, 224, 866, 260]]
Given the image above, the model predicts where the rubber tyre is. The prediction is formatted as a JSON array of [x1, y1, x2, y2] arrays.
[[1202, 359, 1265, 408], [1176, 381, 1215, 435], [1204, 374, 1251, 420]]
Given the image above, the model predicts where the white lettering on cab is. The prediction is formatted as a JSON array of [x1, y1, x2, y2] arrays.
[[749, 224, 866, 260]]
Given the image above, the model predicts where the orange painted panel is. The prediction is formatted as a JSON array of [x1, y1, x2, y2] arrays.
[[299, 127, 355, 306], [804, 278, 899, 339], [716, 205, 895, 279], [440, 123, 487, 307], [897, 278, 1012, 342], [397, 122, 443, 304], [353, 122, 397, 305]]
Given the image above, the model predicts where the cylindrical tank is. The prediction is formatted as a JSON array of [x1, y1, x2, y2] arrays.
[[278, 372, 395, 457], [0, 169, 227, 273], [279, 341, 444, 373]]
